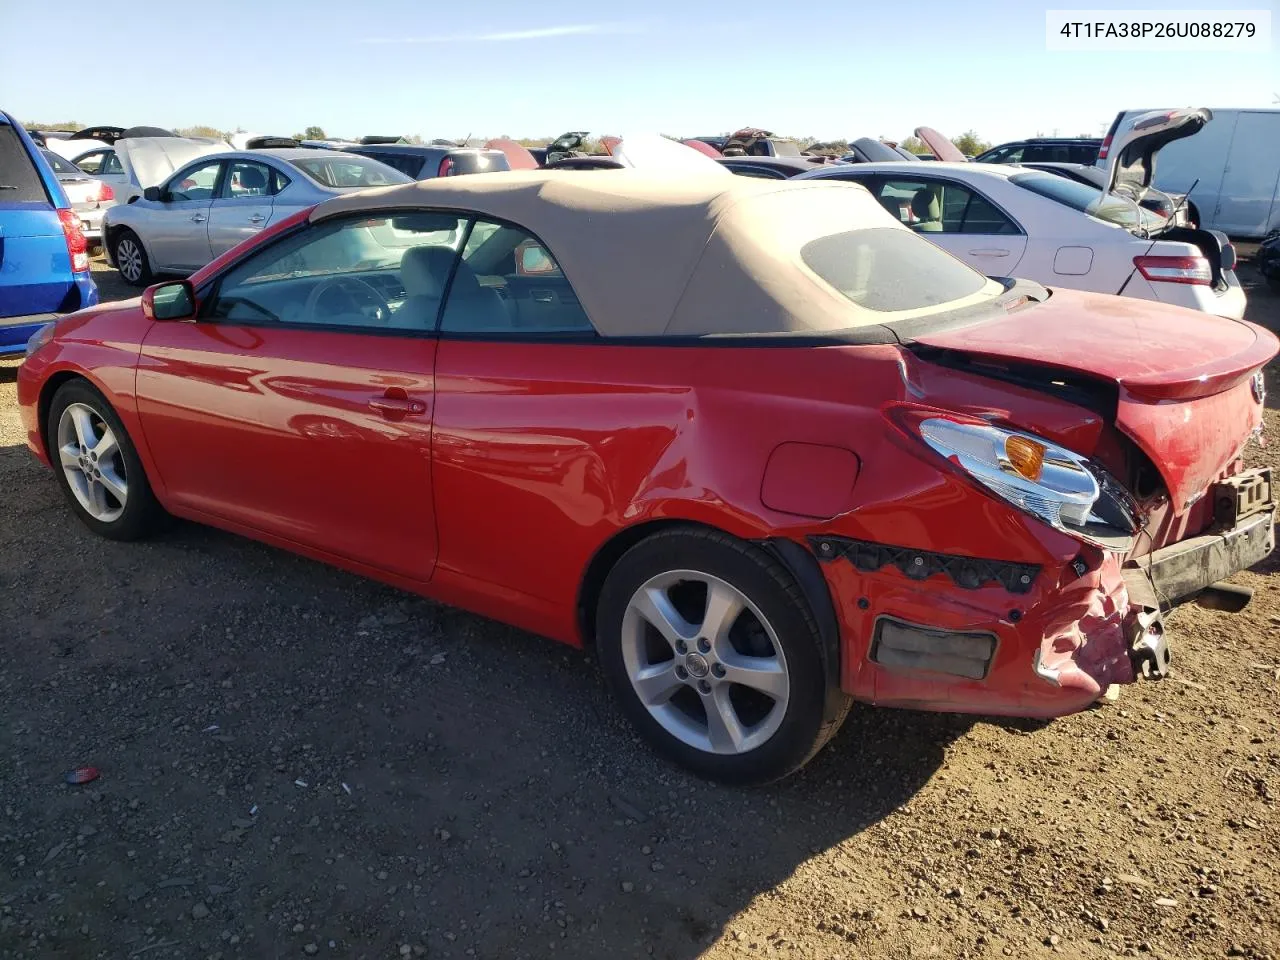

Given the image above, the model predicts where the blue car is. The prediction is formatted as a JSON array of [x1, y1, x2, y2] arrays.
[[0, 110, 98, 357]]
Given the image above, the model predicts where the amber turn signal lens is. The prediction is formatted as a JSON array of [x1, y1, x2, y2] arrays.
[[1005, 436, 1046, 481]]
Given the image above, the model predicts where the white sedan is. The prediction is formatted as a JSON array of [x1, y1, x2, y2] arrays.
[[796, 159, 1245, 319]]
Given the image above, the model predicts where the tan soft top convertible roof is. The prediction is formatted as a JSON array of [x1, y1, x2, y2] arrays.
[[310, 170, 949, 337]]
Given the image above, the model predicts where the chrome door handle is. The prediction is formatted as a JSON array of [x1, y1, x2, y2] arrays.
[[248, 214, 266, 224], [968, 248, 1009, 257], [369, 395, 427, 418], [190, 214, 207, 223]]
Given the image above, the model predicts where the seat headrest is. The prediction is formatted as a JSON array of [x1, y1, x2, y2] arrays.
[[910, 187, 940, 222], [400, 245, 458, 297], [238, 166, 267, 190]]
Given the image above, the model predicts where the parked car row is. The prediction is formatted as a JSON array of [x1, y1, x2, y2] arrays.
[[15, 113, 1220, 330]]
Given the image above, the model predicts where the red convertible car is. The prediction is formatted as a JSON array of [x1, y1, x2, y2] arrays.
[[18, 171, 1277, 783]]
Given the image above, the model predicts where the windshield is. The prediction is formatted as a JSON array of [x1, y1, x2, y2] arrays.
[[802, 227, 990, 312], [1008, 170, 1165, 232], [288, 155, 412, 189], [42, 149, 80, 175]]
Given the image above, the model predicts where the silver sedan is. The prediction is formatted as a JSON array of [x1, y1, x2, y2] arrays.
[[42, 149, 118, 246], [102, 149, 412, 286]]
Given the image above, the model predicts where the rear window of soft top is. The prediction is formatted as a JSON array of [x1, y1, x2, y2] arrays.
[[801, 226, 989, 312]]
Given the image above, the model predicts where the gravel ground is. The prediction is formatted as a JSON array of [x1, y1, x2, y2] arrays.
[[1, 255, 1278, 960]]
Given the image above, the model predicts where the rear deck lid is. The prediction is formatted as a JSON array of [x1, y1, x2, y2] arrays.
[[850, 138, 909, 163], [914, 126, 967, 162], [484, 138, 540, 169], [1104, 108, 1211, 202], [908, 288, 1277, 510]]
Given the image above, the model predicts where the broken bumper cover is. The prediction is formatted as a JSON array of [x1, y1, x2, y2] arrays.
[[813, 509, 1274, 718]]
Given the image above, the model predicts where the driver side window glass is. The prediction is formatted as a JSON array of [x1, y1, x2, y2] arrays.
[[223, 161, 274, 199], [103, 152, 124, 175], [207, 213, 468, 331], [76, 152, 105, 174], [167, 161, 223, 202]]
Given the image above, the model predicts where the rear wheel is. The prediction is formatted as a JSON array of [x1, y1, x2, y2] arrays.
[[597, 528, 848, 784], [112, 228, 152, 287], [46, 380, 165, 540]]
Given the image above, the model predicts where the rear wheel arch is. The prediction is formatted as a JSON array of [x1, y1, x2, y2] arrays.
[[592, 524, 851, 783], [577, 519, 704, 647], [578, 521, 843, 705]]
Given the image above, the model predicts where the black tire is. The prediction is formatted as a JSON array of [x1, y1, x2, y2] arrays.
[[112, 228, 153, 287], [46, 379, 165, 541], [596, 527, 850, 785]]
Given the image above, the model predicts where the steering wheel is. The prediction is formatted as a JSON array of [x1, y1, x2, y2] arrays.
[[302, 276, 392, 327]]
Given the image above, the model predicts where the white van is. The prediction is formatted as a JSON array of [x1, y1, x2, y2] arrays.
[[1096, 108, 1280, 239]]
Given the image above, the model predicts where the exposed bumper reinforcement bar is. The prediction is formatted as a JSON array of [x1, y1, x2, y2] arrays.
[[1123, 510, 1274, 610]]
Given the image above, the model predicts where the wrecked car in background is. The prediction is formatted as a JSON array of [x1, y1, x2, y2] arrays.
[[798, 108, 1247, 319], [18, 171, 1277, 784]]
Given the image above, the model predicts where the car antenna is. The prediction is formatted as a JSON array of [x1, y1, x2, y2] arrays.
[[1114, 177, 1199, 297]]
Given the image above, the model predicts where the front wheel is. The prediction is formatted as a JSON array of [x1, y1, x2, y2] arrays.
[[46, 379, 165, 540], [597, 528, 848, 784], [112, 228, 152, 287]]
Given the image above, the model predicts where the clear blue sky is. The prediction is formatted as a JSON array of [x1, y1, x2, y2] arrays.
[[3, 0, 1277, 142]]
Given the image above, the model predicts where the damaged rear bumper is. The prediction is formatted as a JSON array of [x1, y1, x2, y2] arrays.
[[812, 503, 1274, 718]]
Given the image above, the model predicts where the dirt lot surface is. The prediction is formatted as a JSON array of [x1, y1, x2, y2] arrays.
[[2, 256, 1278, 960]]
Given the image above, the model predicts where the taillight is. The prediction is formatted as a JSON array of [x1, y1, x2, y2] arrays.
[[1097, 135, 1112, 161], [57, 208, 89, 273], [95, 182, 115, 202], [1133, 254, 1212, 286], [437, 156, 455, 177]]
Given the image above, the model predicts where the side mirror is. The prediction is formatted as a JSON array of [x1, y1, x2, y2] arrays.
[[143, 185, 164, 202], [516, 242, 558, 276], [141, 280, 196, 321]]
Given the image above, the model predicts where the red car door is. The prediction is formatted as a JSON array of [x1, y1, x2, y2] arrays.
[[132, 213, 466, 583], [136, 323, 438, 581]]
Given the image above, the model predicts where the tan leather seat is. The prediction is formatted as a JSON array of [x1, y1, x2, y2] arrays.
[[910, 188, 943, 232]]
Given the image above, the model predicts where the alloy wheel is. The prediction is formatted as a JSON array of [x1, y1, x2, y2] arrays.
[[117, 237, 143, 283], [619, 570, 790, 755], [57, 402, 128, 523]]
